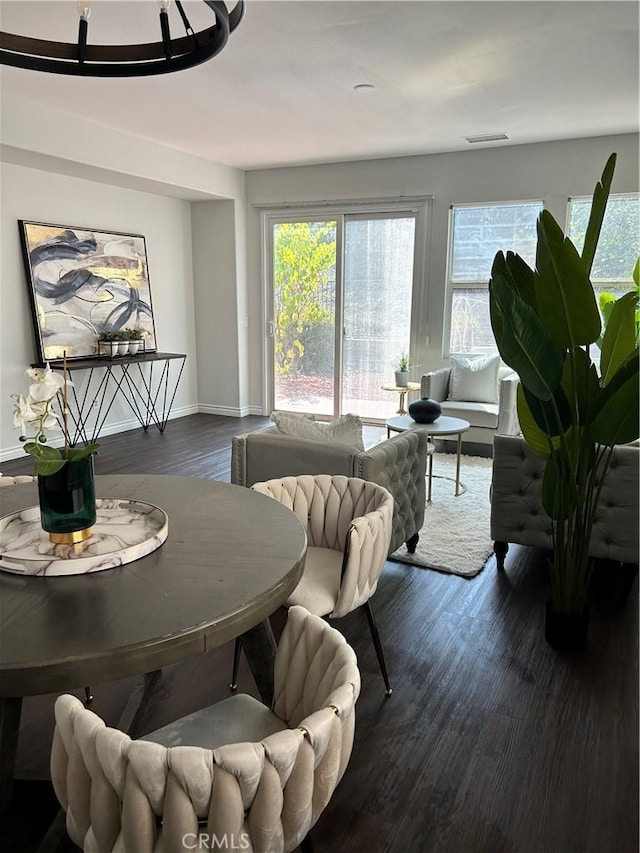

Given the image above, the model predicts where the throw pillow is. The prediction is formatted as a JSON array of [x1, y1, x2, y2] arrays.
[[448, 355, 501, 404], [271, 412, 364, 452]]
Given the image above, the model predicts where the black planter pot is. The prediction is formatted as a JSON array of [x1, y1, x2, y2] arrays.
[[408, 397, 442, 424], [544, 600, 589, 652]]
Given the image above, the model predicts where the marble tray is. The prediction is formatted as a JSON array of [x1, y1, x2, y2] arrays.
[[0, 499, 168, 576]]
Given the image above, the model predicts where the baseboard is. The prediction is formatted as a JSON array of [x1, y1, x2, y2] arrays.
[[198, 404, 265, 418], [0, 404, 198, 463]]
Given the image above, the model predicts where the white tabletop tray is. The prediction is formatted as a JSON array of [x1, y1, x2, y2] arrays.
[[0, 498, 168, 576]]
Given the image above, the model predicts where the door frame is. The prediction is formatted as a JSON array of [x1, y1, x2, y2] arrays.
[[259, 196, 431, 420]]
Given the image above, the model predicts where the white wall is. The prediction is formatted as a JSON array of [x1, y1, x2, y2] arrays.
[[245, 134, 639, 409], [0, 162, 198, 460], [0, 94, 250, 460]]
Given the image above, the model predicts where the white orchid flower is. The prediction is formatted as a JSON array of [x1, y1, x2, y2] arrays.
[[12, 365, 96, 474], [13, 394, 42, 428], [28, 366, 66, 403]]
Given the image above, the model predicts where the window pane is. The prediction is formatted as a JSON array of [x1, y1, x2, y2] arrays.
[[448, 201, 541, 354], [450, 289, 498, 356], [342, 217, 415, 418], [450, 202, 542, 283], [273, 221, 336, 415], [568, 195, 640, 282]]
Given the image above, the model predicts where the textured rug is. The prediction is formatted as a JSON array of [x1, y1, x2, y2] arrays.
[[389, 453, 494, 578]]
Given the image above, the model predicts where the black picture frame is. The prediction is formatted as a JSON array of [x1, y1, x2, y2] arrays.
[[19, 220, 158, 363]]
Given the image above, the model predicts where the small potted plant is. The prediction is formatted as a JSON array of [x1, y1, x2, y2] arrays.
[[98, 331, 119, 358], [122, 328, 144, 355], [394, 352, 410, 387]]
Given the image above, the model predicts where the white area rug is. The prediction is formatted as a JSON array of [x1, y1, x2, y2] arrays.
[[389, 453, 494, 578]]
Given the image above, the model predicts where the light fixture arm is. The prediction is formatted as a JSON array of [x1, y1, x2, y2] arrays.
[[0, 0, 245, 77]]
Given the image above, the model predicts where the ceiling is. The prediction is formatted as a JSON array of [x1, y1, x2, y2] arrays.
[[0, 0, 638, 171]]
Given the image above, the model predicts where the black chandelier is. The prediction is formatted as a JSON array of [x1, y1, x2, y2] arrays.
[[0, 1, 245, 77]]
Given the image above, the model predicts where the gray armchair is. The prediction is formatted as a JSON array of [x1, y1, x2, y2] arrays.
[[420, 365, 520, 445], [231, 427, 431, 554], [491, 434, 639, 570]]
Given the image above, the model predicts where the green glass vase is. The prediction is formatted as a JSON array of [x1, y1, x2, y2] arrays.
[[38, 457, 96, 543]]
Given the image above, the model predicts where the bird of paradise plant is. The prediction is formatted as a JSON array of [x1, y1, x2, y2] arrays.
[[489, 153, 639, 618]]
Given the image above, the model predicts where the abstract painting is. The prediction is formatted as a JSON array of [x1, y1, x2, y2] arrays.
[[19, 220, 158, 362]]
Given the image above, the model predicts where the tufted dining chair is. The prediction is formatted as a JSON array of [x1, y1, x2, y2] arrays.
[[232, 474, 394, 696], [50, 606, 360, 853]]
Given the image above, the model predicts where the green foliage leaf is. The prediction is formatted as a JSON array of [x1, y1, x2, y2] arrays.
[[561, 347, 600, 425], [535, 210, 601, 348], [489, 272, 564, 400], [541, 452, 576, 521], [634, 257, 640, 287], [592, 350, 640, 445], [492, 251, 537, 309], [581, 152, 616, 275], [600, 292, 639, 386], [273, 221, 336, 374], [66, 444, 100, 460], [24, 442, 63, 460], [35, 458, 67, 476], [522, 383, 571, 437], [517, 386, 555, 457]]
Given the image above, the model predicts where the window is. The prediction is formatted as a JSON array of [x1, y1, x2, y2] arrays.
[[567, 193, 639, 303], [447, 201, 543, 355]]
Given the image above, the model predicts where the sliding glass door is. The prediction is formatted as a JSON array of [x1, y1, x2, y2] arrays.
[[268, 204, 422, 421], [342, 215, 415, 418]]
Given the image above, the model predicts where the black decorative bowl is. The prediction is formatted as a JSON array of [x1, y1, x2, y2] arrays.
[[408, 397, 442, 424]]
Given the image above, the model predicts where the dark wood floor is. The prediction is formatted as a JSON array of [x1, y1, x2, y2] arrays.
[[2, 414, 638, 853]]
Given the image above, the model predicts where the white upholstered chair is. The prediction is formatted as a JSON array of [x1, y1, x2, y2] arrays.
[[420, 363, 520, 446], [50, 606, 360, 853], [232, 475, 395, 696]]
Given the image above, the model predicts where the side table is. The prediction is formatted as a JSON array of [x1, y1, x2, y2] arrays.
[[386, 414, 471, 501], [381, 382, 421, 416]]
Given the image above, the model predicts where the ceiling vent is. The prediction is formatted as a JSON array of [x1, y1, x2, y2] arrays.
[[465, 133, 509, 144]]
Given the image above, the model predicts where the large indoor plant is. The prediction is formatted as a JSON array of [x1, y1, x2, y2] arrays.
[[12, 362, 99, 542], [488, 153, 639, 648]]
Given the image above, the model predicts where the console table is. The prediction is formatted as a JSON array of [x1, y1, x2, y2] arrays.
[[35, 352, 186, 444]]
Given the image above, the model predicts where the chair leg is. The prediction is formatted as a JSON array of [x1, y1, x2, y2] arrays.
[[406, 532, 419, 554], [229, 637, 242, 690], [494, 541, 508, 572], [364, 601, 392, 696], [300, 834, 314, 853]]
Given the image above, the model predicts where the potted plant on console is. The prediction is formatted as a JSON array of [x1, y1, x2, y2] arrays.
[[12, 359, 99, 543], [98, 330, 119, 357], [489, 153, 639, 651], [123, 328, 145, 355]]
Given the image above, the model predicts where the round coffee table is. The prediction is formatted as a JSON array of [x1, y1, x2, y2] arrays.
[[386, 414, 471, 501]]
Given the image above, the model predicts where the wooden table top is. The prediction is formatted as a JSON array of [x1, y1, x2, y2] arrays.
[[0, 475, 307, 697]]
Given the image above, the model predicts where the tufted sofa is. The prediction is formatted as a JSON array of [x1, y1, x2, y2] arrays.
[[491, 435, 639, 570], [232, 427, 430, 554]]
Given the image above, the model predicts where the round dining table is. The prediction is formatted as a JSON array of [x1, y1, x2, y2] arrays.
[[0, 474, 307, 813]]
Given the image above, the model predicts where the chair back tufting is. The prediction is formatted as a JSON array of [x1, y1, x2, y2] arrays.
[[50, 606, 360, 853]]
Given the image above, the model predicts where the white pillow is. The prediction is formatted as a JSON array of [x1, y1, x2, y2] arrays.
[[448, 355, 501, 404], [271, 412, 364, 452]]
